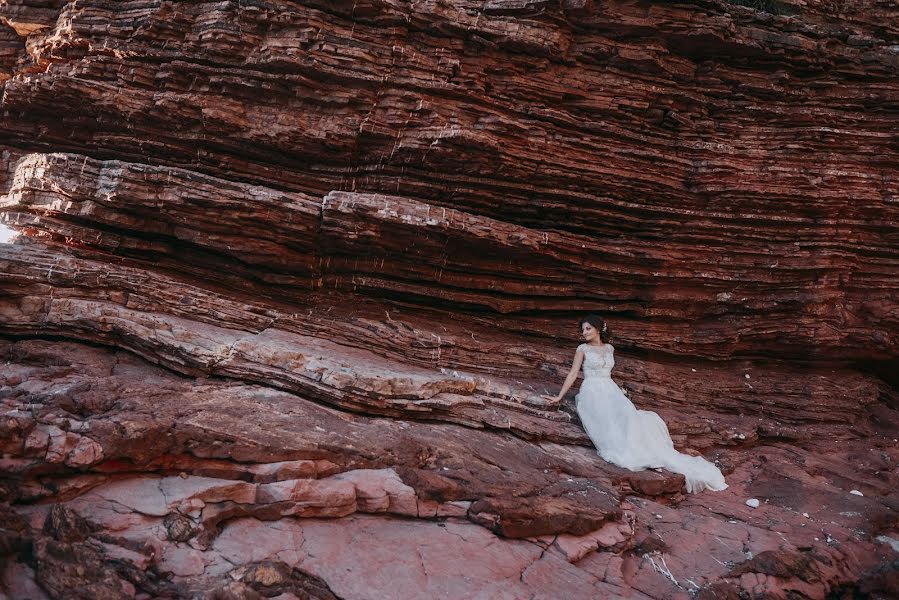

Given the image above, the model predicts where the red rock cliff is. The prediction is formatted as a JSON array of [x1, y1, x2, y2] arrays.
[[1, 1, 897, 598]]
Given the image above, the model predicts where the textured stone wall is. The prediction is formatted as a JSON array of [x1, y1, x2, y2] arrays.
[[1, 1, 897, 598]]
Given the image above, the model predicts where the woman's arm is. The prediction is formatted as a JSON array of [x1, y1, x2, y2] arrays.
[[541, 348, 585, 404]]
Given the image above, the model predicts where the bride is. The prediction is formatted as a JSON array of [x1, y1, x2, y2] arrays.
[[543, 315, 728, 494]]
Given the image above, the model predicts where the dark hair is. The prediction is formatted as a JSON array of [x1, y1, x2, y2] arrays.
[[581, 314, 612, 343]]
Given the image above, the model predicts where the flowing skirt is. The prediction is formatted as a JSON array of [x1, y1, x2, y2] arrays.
[[576, 376, 728, 493]]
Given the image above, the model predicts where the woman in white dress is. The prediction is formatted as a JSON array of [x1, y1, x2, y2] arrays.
[[543, 315, 728, 494]]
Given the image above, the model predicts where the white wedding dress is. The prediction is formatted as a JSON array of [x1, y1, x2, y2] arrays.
[[575, 343, 728, 493]]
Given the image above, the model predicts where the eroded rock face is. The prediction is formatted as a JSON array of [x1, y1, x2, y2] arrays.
[[1, 0, 898, 598], [0, 0, 897, 362], [2, 339, 898, 599]]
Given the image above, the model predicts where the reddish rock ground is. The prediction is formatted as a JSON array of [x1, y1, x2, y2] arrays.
[[1, 338, 897, 599], [1, 0, 898, 598]]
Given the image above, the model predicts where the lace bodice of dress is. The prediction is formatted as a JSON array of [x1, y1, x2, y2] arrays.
[[579, 343, 614, 379]]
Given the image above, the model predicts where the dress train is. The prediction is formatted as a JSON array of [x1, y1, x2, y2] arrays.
[[575, 343, 727, 494]]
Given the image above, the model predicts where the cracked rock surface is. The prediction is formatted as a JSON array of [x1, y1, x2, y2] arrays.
[[1, 339, 897, 598], [1, 0, 898, 598]]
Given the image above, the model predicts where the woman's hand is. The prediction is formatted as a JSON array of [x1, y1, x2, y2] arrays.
[[540, 394, 562, 405]]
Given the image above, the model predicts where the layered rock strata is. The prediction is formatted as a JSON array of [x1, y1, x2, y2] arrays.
[[1, 0, 898, 598], [0, 0, 897, 361]]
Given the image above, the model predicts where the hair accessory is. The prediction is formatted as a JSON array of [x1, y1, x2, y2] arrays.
[[602, 323, 608, 331]]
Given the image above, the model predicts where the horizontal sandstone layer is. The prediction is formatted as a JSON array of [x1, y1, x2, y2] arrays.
[[3, 151, 897, 363], [0, 243, 890, 443]]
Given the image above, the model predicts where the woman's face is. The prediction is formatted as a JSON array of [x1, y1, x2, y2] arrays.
[[581, 321, 599, 342]]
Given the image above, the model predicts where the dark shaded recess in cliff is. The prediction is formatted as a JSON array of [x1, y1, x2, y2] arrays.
[[859, 358, 899, 401], [8, 216, 580, 318], [1, 121, 335, 195], [722, 0, 798, 17], [0, 332, 201, 380], [11, 219, 316, 294]]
